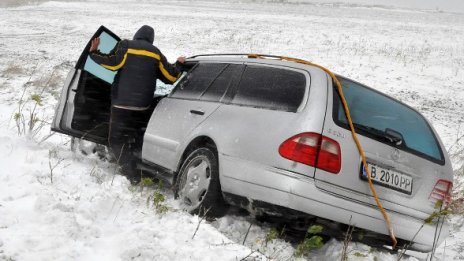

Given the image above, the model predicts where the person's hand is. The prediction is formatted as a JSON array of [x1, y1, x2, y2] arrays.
[[89, 37, 100, 52], [177, 56, 186, 63]]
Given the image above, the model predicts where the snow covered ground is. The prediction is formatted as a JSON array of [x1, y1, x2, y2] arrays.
[[0, 0, 463, 260]]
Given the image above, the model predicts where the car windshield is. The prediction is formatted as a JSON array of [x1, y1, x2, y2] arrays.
[[156, 79, 176, 95], [333, 77, 444, 164]]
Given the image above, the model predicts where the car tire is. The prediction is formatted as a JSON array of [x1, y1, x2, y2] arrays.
[[175, 147, 228, 217]]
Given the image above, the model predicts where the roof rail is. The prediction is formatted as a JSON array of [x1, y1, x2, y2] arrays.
[[189, 53, 252, 59], [188, 53, 317, 67], [189, 53, 286, 60]]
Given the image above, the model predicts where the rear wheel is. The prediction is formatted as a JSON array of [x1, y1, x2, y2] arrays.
[[175, 147, 228, 217]]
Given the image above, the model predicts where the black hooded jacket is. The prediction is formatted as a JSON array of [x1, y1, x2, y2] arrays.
[[90, 25, 181, 108]]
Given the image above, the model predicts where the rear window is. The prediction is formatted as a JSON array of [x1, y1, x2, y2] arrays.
[[333, 77, 444, 164], [231, 65, 306, 112]]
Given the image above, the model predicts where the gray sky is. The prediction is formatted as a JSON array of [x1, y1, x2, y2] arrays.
[[2, 0, 464, 13], [307, 0, 464, 13]]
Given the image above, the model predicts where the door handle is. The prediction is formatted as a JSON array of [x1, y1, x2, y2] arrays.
[[190, 110, 205, 116]]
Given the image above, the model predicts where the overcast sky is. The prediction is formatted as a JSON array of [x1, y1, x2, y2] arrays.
[[1, 0, 464, 13], [316, 0, 464, 13]]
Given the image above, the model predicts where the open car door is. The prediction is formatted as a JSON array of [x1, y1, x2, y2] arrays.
[[51, 26, 120, 145]]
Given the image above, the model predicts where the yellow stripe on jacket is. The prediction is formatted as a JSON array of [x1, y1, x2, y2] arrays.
[[100, 48, 178, 82]]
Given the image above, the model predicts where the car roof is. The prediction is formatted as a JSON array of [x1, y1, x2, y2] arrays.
[[186, 54, 327, 74], [186, 54, 438, 132]]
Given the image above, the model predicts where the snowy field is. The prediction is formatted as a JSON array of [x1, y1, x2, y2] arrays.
[[0, 0, 464, 260]]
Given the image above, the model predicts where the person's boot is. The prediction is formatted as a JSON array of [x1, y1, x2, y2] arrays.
[[121, 163, 141, 185]]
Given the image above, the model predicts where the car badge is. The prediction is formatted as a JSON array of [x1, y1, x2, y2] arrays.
[[391, 148, 400, 161]]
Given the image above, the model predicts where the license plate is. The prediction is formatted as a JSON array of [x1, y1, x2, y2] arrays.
[[360, 162, 413, 195]]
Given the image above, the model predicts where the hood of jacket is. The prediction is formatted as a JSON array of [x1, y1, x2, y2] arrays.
[[133, 25, 154, 44]]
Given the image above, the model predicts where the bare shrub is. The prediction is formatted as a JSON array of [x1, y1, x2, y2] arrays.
[[13, 68, 56, 139], [32, 71, 63, 90], [449, 196, 464, 216], [341, 222, 354, 261], [448, 129, 464, 215], [89, 165, 105, 184], [48, 148, 64, 184], [450, 165, 464, 215]]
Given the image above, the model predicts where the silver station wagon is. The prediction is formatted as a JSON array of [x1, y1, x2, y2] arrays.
[[52, 26, 454, 252]]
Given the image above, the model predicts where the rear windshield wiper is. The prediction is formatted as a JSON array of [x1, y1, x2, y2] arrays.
[[353, 123, 403, 145]]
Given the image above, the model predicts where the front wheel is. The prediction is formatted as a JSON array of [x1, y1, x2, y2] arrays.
[[175, 147, 228, 217]]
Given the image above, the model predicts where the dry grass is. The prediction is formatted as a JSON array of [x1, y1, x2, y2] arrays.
[[30, 69, 66, 99], [0, 0, 63, 8], [32, 73, 63, 89], [450, 196, 464, 215], [449, 131, 464, 215], [2, 63, 25, 77], [451, 164, 464, 215]]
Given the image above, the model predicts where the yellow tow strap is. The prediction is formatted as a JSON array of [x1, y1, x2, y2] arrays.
[[248, 54, 398, 249]]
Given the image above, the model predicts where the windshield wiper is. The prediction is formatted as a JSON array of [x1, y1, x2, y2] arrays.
[[352, 123, 403, 145]]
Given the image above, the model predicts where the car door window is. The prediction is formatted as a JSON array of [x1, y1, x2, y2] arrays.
[[170, 63, 227, 100], [231, 65, 306, 112], [83, 31, 119, 84], [200, 64, 244, 102], [56, 26, 120, 145]]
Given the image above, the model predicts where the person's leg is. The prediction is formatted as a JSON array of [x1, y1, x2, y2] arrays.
[[132, 108, 152, 158], [108, 107, 139, 182], [125, 109, 153, 182]]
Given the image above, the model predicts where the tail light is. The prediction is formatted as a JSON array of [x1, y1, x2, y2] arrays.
[[429, 179, 453, 207], [279, 132, 341, 174]]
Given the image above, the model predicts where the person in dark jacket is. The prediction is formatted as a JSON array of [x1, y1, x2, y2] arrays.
[[89, 25, 185, 183]]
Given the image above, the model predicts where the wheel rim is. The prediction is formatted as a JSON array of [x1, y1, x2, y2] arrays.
[[179, 155, 212, 212]]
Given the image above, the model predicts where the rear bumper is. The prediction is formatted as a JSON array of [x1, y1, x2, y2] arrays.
[[220, 155, 448, 252]]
